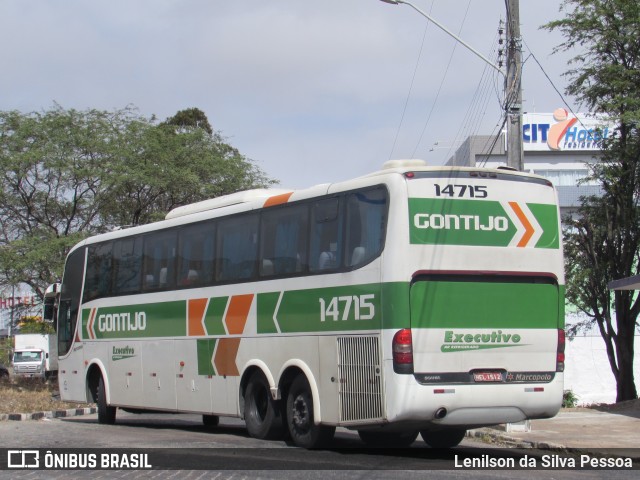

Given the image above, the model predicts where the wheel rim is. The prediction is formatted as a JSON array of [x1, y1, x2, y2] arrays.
[[292, 394, 310, 433]]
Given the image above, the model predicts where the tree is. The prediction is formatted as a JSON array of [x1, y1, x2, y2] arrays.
[[0, 105, 275, 298], [0, 105, 125, 297], [102, 109, 274, 226], [545, 0, 640, 402], [18, 316, 55, 334], [163, 107, 213, 134]]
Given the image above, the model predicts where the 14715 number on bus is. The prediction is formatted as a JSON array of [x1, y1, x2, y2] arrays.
[[319, 294, 375, 322]]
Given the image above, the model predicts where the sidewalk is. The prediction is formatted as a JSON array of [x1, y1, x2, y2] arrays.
[[469, 405, 640, 459]]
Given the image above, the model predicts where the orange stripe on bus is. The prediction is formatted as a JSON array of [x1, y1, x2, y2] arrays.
[[188, 298, 208, 336], [225, 294, 253, 335], [214, 338, 241, 376], [263, 192, 293, 207], [509, 202, 534, 247]]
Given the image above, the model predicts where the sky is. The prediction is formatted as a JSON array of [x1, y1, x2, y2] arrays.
[[0, 0, 577, 189]]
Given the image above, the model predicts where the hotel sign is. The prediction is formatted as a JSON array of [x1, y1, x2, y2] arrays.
[[521, 109, 610, 152]]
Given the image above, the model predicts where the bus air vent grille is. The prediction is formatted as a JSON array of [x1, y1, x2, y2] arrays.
[[336, 335, 384, 423]]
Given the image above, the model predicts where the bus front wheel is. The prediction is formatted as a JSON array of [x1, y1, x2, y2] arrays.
[[96, 376, 116, 425], [420, 428, 466, 448], [285, 375, 335, 448], [244, 371, 284, 440]]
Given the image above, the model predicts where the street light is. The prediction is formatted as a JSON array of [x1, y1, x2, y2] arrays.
[[380, 0, 523, 170], [379, 0, 505, 77]]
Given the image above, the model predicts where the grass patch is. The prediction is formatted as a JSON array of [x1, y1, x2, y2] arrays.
[[0, 337, 12, 365], [0, 377, 91, 415]]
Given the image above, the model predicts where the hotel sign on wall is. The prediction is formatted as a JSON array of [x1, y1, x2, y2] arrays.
[[521, 108, 610, 152]]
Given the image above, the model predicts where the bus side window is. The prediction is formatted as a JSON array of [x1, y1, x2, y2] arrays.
[[113, 237, 143, 295], [217, 214, 258, 282], [260, 204, 308, 277], [83, 242, 113, 302], [177, 221, 215, 288], [346, 188, 388, 268], [142, 230, 177, 291], [310, 197, 342, 272]]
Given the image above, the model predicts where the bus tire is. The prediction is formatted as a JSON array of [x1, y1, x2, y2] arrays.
[[96, 376, 116, 425], [202, 415, 220, 428], [420, 428, 466, 448], [358, 430, 418, 447], [244, 371, 284, 440], [285, 375, 335, 448]]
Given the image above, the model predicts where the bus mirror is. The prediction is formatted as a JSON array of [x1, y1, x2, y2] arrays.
[[43, 303, 54, 321], [43, 283, 60, 322]]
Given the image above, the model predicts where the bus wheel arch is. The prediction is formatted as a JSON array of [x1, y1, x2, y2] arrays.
[[278, 365, 334, 448], [86, 362, 116, 425], [239, 362, 277, 416], [278, 362, 322, 424], [86, 362, 106, 404], [240, 365, 285, 440]]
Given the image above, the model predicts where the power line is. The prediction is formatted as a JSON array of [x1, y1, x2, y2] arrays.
[[388, 0, 435, 160], [445, 27, 503, 165], [478, 113, 509, 167], [411, 0, 472, 158], [521, 38, 584, 125]]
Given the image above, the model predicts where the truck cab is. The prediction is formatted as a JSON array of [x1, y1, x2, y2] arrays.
[[12, 334, 58, 379]]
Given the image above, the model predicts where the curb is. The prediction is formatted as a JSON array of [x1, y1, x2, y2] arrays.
[[467, 428, 640, 461], [0, 407, 97, 422], [467, 427, 566, 450]]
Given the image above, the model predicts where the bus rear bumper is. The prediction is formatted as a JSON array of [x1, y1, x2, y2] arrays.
[[384, 372, 564, 428]]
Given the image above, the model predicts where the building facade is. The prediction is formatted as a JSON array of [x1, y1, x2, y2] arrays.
[[446, 109, 607, 216]]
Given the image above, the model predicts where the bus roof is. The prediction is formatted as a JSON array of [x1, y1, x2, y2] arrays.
[[67, 162, 553, 253]]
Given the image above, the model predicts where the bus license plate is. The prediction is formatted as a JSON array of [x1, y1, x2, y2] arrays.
[[473, 372, 503, 382]]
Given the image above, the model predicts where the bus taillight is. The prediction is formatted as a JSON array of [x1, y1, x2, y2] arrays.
[[556, 329, 565, 372], [393, 328, 414, 374]]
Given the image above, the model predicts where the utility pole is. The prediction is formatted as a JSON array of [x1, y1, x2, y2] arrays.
[[505, 0, 523, 170]]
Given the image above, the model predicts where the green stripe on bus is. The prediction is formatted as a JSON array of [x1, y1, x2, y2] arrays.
[[80, 279, 563, 340], [410, 280, 561, 329], [408, 198, 559, 248], [197, 338, 217, 376], [203, 296, 228, 335], [381, 282, 411, 330], [84, 301, 186, 339], [257, 284, 384, 333], [529, 203, 560, 248]]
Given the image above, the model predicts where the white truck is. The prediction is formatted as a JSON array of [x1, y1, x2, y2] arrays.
[[12, 334, 58, 379]]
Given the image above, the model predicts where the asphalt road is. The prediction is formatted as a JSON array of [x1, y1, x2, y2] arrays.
[[0, 411, 636, 479]]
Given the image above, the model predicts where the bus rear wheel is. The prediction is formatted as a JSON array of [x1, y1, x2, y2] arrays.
[[285, 375, 335, 448], [244, 371, 284, 440], [420, 428, 466, 448], [358, 430, 418, 447], [96, 376, 116, 425]]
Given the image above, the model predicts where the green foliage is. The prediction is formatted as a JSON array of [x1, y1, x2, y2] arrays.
[[0, 104, 276, 297], [545, 0, 640, 402], [163, 107, 213, 134], [562, 390, 579, 408], [17, 317, 55, 334], [0, 338, 11, 365]]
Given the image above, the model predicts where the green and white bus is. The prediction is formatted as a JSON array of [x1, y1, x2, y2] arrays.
[[55, 160, 565, 448]]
